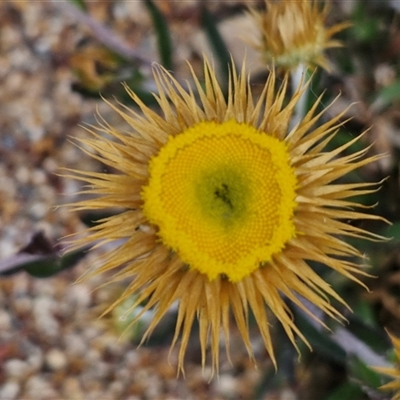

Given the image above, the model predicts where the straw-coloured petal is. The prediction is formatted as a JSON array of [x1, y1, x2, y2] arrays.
[[247, 0, 350, 70], [374, 332, 400, 400]]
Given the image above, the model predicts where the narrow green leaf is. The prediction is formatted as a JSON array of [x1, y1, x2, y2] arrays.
[[348, 356, 383, 390], [346, 304, 391, 354], [69, 0, 87, 11], [385, 221, 400, 243], [377, 80, 400, 102], [60, 248, 88, 271], [371, 79, 400, 111], [200, 6, 232, 85], [293, 308, 347, 365], [252, 336, 296, 400], [24, 248, 88, 278], [143, 0, 173, 70], [23, 256, 62, 278], [323, 382, 364, 400], [351, 3, 381, 43]]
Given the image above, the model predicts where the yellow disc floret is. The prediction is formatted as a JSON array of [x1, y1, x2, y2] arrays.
[[141, 120, 298, 282]]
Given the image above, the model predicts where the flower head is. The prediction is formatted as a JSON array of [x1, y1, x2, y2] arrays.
[[68, 58, 383, 374], [374, 332, 400, 400], [248, 0, 350, 71]]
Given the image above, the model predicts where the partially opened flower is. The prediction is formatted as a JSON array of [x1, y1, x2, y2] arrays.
[[247, 0, 350, 71], [68, 58, 383, 374], [374, 332, 400, 400]]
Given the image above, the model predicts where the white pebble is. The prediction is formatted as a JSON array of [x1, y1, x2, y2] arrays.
[[145, 377, 162, 399], [64, 333, 87, 357], [31, 169, 47, 185], [35, 314, 59, 338], [46, 348, 68, 371], [86, 348, 101, 363], [115, 367, 131, 383], [15, 166, 30, 184], [125, 350, 140, 368], [0, 381, 20, 400], [61, 377, 84, 399], [0, 238, 17, 258], [26, 344, 43, 371], [214, 374, 237, 397], [4, 359, 30, 379], [107, 381, 124, 397], [25, 376, 58, 400], [33, 296, 59, 337], [66, 284, 91, 308], [32, 280, 56, 297], [281, 389, 297, 400], [91, 361, 110, 380], [0, 309, 12, 330], [13, 296, 32, 315], [29, 201, 48, 219]]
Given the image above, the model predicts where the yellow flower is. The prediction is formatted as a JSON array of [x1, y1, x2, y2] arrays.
[[375, 332, 400, 400], [248, 0, 350, 70], [68, 58, 383, 374]]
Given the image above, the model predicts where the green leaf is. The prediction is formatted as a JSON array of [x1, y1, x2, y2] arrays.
[[351, 3, 381, 43], [293, 307, 347, 365], [252, 334, 296, 400], [323, 382, 364, 400], [384, 221, 400, 243], [122, 69, 160, 107], [345, 302, 391, 354], [112, 295, 148, 341], [60, 248, 88, 271], [24, 248, 87, 278], [22, 256, 62, 278], [69, 0, 87, 11], [143, 0, 173, 70], [348, 356, 383, 390], [371, 79, 400, 112], [252, 367, 286, 400], [200, 5, 232, 85]]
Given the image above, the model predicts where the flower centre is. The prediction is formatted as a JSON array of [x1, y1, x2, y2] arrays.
[[141, 120, 297, 282], [194, 165, 248, 228]]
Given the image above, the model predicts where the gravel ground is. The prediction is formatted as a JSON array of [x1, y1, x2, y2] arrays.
[[0, 1, 289, 399]]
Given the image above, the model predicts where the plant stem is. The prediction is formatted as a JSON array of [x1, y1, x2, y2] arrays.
[[290, 63, 309, 130]]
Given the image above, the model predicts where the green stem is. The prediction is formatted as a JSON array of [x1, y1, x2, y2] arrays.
[[290, 63, 309, 130]]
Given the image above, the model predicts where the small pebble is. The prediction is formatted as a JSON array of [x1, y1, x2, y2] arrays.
[[214, 374, 237, 398], [28, 201, 48, 219], [4, 359, 30, 380], [64, 333, 87, 357], [25, 376, 58, 400], [13, 296, 32, 315], [107, 381, 125, 397], [66, 284, 91, 308], [26, 344, 43, 371], [0, 381, 20, 400], [45, 348, 68, 371], [0, 309, 12, 330], [31, 169, 47, 185], [61, 377, 84, 399], [15, 166, 30, 184]]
